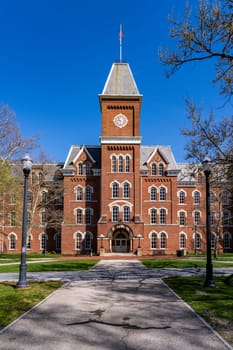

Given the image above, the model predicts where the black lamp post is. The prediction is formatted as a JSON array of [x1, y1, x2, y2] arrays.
[[16, 154, 33, 289], [202, 156, 216, 288]]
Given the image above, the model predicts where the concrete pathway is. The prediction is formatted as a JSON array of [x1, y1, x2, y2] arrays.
[[0, 260, 232, 350]]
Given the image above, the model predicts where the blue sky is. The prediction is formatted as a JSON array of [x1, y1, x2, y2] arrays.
[[0, 0, 227, 163]]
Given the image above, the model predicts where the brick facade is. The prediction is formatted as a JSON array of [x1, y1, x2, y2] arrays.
[[1, 62, 232, 255]]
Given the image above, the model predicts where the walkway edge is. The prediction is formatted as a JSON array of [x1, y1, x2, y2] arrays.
[[162, 279, 233, 350]]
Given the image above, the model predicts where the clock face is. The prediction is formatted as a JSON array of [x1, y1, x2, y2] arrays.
[[113, 114, 128, 128]]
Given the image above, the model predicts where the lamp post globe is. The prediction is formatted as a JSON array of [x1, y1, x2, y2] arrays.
[[16, 154, 33, 289], [202, 156, 216, 288]]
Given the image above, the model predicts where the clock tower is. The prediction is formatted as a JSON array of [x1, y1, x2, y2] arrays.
[[98, 62, 143, 253]]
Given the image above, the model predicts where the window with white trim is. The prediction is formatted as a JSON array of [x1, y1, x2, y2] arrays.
[[123, 182, 130, 198], [112, 156, 117, 173], [150, 187, 157, 201], [179, 191, 185, 204], [112, 182, 119, 198], [160, 209, 166, 224], [150, 208, 157, 224], [9, 233, 17, 250], [159, 163, 164, 176], [112, 206, 119, 222], [123, 206, 130, 222], [159, 187, 166, 201], [86, 186, 92, 201], [151, 232, 157, 249], [179, 211, 186, 226], [180, 233, 186, 249], [85, 208, 92, 224], [125, 156, 130, 173], [160, 232, 167, 249], [194, 191, 200, 205], [77, 187, 83, 201], [118, 156, 123, 172], [75, 232, 82, 250], [76, 209, 82, 224]]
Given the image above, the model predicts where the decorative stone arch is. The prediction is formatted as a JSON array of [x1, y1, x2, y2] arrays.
[[107, 224, 134, 253]]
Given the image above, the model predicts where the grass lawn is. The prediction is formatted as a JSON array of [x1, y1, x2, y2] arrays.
[[0, 281, 63, 330], [164, 275, 233, 346], [140, 259, 233, 268], [0, 259, 99, 273]]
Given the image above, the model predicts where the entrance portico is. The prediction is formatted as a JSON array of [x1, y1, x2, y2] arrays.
[[108, 224, 134, 253]]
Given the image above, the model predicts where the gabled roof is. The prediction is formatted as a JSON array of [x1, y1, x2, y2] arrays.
[[101, 62, 141, 96], [140, 146, 178, 170], [63, 145, 101, 171]]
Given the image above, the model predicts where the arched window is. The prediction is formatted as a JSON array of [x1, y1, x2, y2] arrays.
[[179, 191, 185, 204], [194, 211, 201, 225], [210, 191, 215, 203], [76, 209, 82, 224], [159, 163, 164, 176], [118, 156, 123, 172], [10, 212, 16, 226], [151, 232, 157, 249], [125, 156, 130, 173], [78, 163, 83, 176], [85, 162, 91, 175], [27, 212, 32, 228], [40, 233, 47, 251], [194, 191, 200, 205], [160, 232, 167, 249], [123, 182, 130, 198], [160, 209, 166, 224], [85, 186, 92, 201], [9, 233, 17, 250], [41, 211, 47, 225], [151, 163, 156, 176], [38, 172, 43, 184], [27, 234, 32, 250], [223, 232, 232, 249], [197, 173, 203, 184], [179, 233, 186, 249], [75, 232, 82, 250], [42, 191, 48, 202], [179, 211, 186, 226], [159, 187, 166, 201], [85, 232, 92, 250], [54, 233, 61, 251], [150, 208, 157, 224], [85, 208, 92, 224], [31, 172, 37, 184], [194, 233, 201, 250], [223, 210, 231, 225], [27, 191, 33, 203], [150, 187, 157, 201], [112, 182, 119, 198], [123, 206, 130, 222], [112, 206, 119, 222], [222, 190, 230, 205], [211, 233, 216, 249], [77, 187, 83, 201], [112, 156, 117, 173]]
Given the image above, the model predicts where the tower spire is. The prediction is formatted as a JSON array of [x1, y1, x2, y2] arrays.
[[119, 24, 123, 62]]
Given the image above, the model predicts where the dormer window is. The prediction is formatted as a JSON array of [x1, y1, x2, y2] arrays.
[[159, 163, 164, 176], [151, 163, 156, 176], [78, 163, 83, 176]]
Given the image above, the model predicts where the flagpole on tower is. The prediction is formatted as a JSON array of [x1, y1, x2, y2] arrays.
[[119, 24, 123, 62]]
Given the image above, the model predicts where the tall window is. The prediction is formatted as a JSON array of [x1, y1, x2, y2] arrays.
[[223, 232, 231, 249], [31, 172, 37, 184], [27, 234, 32, 250], [210, 212, 215, 225], [159, 187, 166, 201], [85, 232, 92, 250], [76, 209, 82, 224], [40, 233, 47, 251], [10, 212, 16, 226], [179, 233, 186, 249], [27, 191, 33, 203], [38, 172, 43, 184], [160, 209, 166, 224], [41, 211, 47, 225], [123, 182, 130, 198], [112, 182, 119, 198], [194, 211, 200, 225], [9, 233, 17, 250], [125, 156, 130, 173], [179, 191, 185, 204], [55, 233, 61, 251], [75, 232, 82, 250], [27, 212, 32, 228], [78, 163, 83, 176], [118, 156, 123, 172], [211, 234, 216, 249], [194, 191, 200, 205], [85, 162, 91, 175], [123, 206, 130, 222], [86, 186, 92, 201], [151, 163, 156, 176], [179, 211, 186, 226], [151, 232, 157, 249], [42, 191, 47, 202], [77, 187, 83, 201], [223, 210, 231, 225], [194, 233, 201, 250], [112, 156, 117, 173], [197, 173, 203, 184], [112, 206, 119, 222], [150, 187, 157, 201], [159, 163, 164, 176], [222, 190, 230, 205], [85, 208, 92, 224], [150, 208, 157, 224], [160, 232, 167, 249]]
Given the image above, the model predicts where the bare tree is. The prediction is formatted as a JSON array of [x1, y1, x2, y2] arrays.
[[159, 0, 233, 98]]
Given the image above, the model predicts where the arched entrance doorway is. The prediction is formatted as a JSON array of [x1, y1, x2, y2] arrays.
[[112, 229, 130, 253]]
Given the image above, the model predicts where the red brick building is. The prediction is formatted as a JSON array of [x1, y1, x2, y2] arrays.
[[1, 61, 232, 255]]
